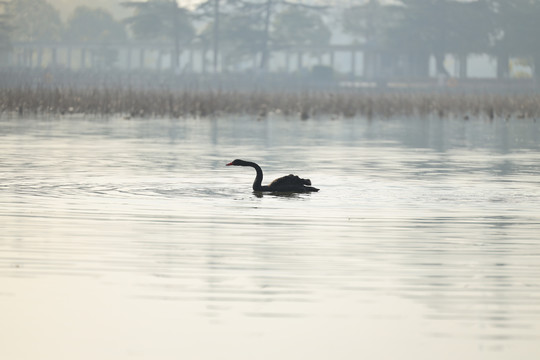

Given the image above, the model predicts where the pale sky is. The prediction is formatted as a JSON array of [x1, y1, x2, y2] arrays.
[[46, 0, 402, 21]]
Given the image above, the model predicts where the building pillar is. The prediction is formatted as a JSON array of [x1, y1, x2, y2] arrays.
[[80, 48, 86, 69], [497, 53, 509, 79], [139, 48, 145, 69], [459, 54, 468, 79], [36, 48, 43, 67], [202, 47, 207, 74], [67, 47, 72, 69], [51, 47, 57, 67], [157, 51, 163, 71], [351, 50, 356, 78], [16, 51, 22, 66], [188, 48, 194, 73], [126, 46, 132, 70]]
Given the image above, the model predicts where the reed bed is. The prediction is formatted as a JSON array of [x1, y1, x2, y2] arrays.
[[2, 87, 540, 120]]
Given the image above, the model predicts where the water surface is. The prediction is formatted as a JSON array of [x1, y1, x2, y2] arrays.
[[1, 115, 539, 360]]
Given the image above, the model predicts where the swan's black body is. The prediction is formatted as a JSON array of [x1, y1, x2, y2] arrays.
[[226, 159, 319, 193]]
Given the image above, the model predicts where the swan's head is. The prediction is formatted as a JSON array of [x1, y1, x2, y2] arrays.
[[226, 159, 249, 166]]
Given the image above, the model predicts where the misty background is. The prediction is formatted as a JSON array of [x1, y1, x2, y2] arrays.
[[1, 0, 539, 89], [2, 3, 540, 360]]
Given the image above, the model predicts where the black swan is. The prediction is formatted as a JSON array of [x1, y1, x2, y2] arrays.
[[226, 159, 319, 193]]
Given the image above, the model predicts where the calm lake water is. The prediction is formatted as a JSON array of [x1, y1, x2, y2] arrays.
[[1, 115, 539, 360]]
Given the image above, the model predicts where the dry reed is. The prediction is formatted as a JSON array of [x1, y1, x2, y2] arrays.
[[1, 87, 540, 120]]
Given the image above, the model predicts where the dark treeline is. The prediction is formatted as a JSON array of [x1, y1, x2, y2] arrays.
[[1, 0, 540, 79]]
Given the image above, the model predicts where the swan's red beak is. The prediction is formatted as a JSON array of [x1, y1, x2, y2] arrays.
[[226, 162, 233, 166]]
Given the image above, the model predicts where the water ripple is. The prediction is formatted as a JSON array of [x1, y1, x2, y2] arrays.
[[1, 116, 540, 359]]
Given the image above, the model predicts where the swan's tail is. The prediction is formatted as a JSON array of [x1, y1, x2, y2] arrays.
[[287, 174, 311, 186]]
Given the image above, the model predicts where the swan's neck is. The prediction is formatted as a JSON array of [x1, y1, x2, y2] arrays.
[[246, 162, 264, 191]]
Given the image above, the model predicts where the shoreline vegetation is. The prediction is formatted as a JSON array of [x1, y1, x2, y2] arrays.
[[2, 86, 540, 120], [1, 69, 539, 120]]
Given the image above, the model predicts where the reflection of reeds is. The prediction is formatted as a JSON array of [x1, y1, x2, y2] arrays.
[[2, 87, 540, 119]]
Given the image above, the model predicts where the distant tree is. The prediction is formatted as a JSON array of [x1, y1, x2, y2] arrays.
[[65, 6, 126, 44], [447, 0, 492, 77], [65, 6, 127, 68], [342, 0, 403, 78], [488, 0, 540, 79], [230, 0, 273, 70], [235, 0, 326, 70], [342, 0, 400, 44], [6, 0, 62, 42], [0, 17, 8, 48], [123, 0, 195, 70], [273, 7, 330, 50], [196, 0, 228, 72], [388, 0, 492, 76], [0, 2, 11, 62], [200, 11, 263, 69]]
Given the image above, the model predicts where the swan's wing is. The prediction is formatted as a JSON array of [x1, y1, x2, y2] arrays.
[[269, 174, 312, 187]]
